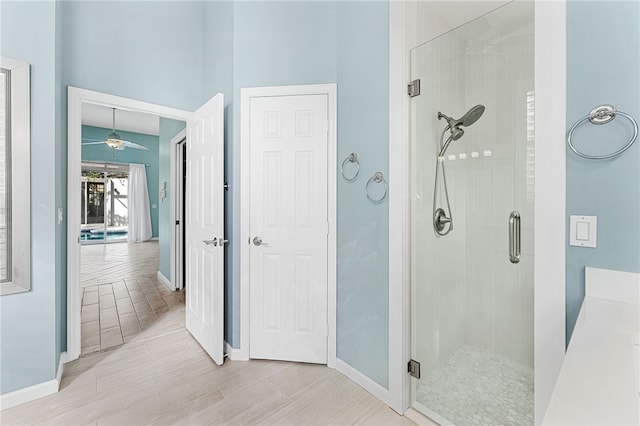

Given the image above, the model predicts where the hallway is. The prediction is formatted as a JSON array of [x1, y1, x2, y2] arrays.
[[79, 241, 180, 354]]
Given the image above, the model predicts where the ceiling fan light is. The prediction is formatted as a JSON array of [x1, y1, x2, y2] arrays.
[[106, 138, 123, 149]]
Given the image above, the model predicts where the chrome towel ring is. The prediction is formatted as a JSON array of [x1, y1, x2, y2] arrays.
[[567, 104, 638, 160], [341, 153, 360, 182], [365, 172, 388, 204]]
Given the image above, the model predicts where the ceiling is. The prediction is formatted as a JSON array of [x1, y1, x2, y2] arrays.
[[82, 103, 160, 136]]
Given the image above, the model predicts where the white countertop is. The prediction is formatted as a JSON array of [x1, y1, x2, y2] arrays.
[[543, 268, 640, 425]]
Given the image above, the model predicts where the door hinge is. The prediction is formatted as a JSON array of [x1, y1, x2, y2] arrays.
[[176, 220, 180, 225], [408, 79, 421, 97], [224, 182, 230, 191], [408, 359, 421, 379]]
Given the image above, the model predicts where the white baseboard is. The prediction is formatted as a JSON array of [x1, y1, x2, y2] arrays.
[[224, 341, 249, 361], [56, 352, 66, 386], [157, 270, 173, 291], [335, 358, 393, 409], [0, 352, 66, 411]]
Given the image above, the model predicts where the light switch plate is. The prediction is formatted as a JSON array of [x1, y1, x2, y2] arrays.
[[570, 215, 597, 248]]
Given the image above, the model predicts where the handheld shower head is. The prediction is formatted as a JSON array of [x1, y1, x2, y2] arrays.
[[450, 127, 464, 141]]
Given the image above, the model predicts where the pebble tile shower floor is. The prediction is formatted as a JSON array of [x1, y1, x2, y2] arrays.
[[415, 344, 534, 425]]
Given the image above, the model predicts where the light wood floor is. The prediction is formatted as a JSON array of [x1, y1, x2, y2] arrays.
[[2, 333, 415, 425], [3, 241, 416, 425]]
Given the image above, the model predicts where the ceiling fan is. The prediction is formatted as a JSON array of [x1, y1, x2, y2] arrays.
[[82, 107, 149, 152]]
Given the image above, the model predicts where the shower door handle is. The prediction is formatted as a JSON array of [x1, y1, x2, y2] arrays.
[[509, 211, 521, 264]]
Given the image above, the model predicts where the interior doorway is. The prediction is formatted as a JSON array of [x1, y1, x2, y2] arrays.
[[67, 88, 191, 361], [68, 88, 226, 367], [171, 136, 187, 291]]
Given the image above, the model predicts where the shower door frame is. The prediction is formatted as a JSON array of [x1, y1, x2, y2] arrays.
[[387, 1, 567, 422]]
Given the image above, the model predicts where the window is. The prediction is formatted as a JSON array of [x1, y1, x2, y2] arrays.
[[0, 57, 30, 295]]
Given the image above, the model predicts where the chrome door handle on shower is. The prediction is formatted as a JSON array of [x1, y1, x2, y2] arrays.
[[509, 211, 521, 264]]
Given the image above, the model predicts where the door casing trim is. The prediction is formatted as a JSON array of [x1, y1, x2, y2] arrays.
[[239, 84, 337, 367]]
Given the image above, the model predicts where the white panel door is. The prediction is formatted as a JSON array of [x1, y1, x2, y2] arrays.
[[249, 94, 328, 364], [185, 93, 225, 365]]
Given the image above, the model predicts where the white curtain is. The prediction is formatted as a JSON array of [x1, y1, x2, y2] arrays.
[[128, 163, 152, 242]]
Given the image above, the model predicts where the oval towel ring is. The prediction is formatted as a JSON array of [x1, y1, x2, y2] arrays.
[[567, 105, 638, 160], [341, 153, 360, 182], [365, 172, 388, 204]]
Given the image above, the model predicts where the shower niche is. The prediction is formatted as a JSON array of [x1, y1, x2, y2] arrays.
[[409, 2, 535, 425]]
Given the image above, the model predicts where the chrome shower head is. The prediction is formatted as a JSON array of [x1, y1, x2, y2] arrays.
[[438, 104, 485, 131], [437, 105, 485, 156], [458, 104, 485, 127]]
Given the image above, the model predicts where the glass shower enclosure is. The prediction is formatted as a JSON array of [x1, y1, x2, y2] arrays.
[[410, 2, 535, 425]]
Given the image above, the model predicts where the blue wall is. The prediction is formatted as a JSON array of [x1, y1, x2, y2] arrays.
[[158, 118, 186, 280], [335, 1, 389, 388], [81, 125, 160, 238], [566, 0, 640, 343], [0, 0, 61, 394], [231, 0, 338, 350], [2, 0, 392, 395], [59, 0, 205, 381], [61, 1, 204, 112], [54, 0, 66, 375], [202, 0, 235, 344], [231, 1, 390, 387]]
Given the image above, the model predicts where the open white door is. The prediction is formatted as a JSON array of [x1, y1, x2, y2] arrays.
[[185, 93, 225, 365]]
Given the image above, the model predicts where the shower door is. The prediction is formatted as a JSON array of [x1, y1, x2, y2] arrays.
[[410, 2, 535, 425]]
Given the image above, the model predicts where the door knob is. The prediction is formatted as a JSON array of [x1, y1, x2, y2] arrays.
[[203, 238, 218, 246], [252, 236, 268, 246]]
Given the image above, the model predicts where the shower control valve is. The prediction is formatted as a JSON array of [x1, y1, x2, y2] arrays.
[[434, 208, 453, 235]]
